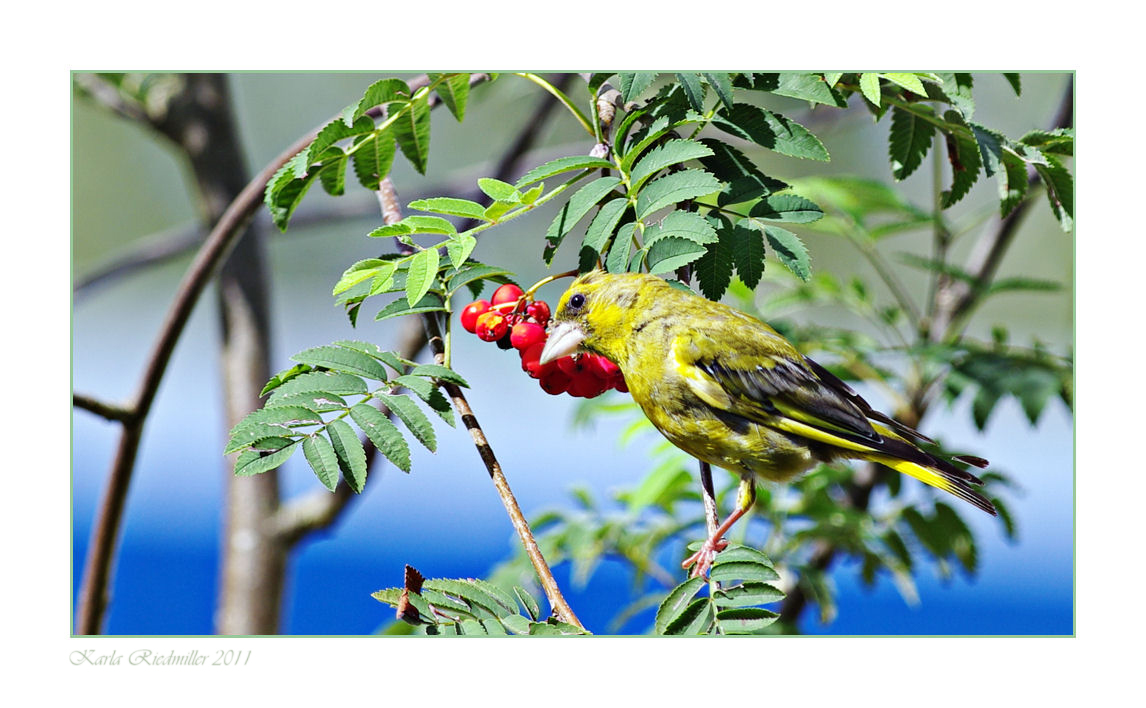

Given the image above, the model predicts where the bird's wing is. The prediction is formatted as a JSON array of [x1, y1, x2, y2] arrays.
[[672, 329, 995, 514]]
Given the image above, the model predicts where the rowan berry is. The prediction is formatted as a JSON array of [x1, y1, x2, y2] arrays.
[[510, 322, 547, 351], [491, 283, 525, 307], [475, 311, 508, 342], [460, 300, 491, 334]]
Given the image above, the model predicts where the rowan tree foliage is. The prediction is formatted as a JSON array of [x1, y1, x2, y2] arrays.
[[74, 72, 1073, 636]]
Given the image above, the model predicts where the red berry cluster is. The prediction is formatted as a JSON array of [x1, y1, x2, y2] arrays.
[[459, 283, 628, 398]]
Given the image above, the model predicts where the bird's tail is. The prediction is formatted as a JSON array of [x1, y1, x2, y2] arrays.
[[864, 452, 997, 516]]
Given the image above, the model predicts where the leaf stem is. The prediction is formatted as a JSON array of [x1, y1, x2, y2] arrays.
[[515, 73, 595, 137]]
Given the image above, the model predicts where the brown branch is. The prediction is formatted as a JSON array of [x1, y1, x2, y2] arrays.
[[74, 72, 494, 635], [72, 392, 136, 425]]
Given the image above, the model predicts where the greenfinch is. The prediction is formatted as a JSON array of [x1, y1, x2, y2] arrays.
[[538, 270, 995, 577]]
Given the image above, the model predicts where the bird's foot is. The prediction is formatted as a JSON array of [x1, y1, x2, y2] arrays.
[[681, 536, 730, 579]]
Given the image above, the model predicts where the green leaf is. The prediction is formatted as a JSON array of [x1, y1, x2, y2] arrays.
[[751, 72, 846, 107], [889, 105, 936, 180], [665, 598, 714, 635], [581, 197, 629, 257], [605, 223, 635, 273], [760, 223, 811, 281], [477, 177, 522, 203], [617, 72, 657, 103], [714, 104, 830, 162], [881, 72, 928, 97], [393, 94, 431, 174], [430, 73, 470, 121], [1019, 128, 1074, 156], [1003, 73, 1022, 96], [406, 248, 441, 307], [697, 138, 788, 206], [445, 263, 514, 297], [500, 613, 532, 635], [349, 403, 411, 473], [445, 235, 477, 270], [713, 581, 784, 608], [725, 218, 765, 289], [859, 73, 882, 107], [635, 169, 722, 220], [694, 216, 734, 300], [371, 215, 457, 238], [675, 72, 706, 112], [702, 72, 736, 110], [620, 115, 703, 173], [260, 363, 311, 397], [644, 210, 718, 247], [747, 193, 824, 223], [998, 151, 1029, 218], [644, 236, 707, 275], [374, 292, 447, 322], [409, 363, 469, 387], [382, 394, 436, 452], [629, 139, 714, 193], [333, 259, 396, 296], [408, 197, 487, 221], [225, 417, 307, 456], [350, 129, 396, 191], [354, 78, 411, 121], [303, 433, 341, 491], [291, 345, 389, 381], [265, 154, 321, 231], [316, 150, 347, 196], [327, 418, 368, 493], [654, 576, 706, 634], [234, 441, 300, 477], [940, 111, 983, 209], [513, 586, 540, 621], [266, 370, 368, 403], [304, 115, 377, 170], [715, 607, 779, 634], [709, 559, 781, 584], [1033, 153, 1074, 231], [544, 176, 623, 264], [515, 155, 614, 188]]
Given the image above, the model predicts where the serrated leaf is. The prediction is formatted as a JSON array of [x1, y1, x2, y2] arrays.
[[291, 345, 390, 381], [748, 193, 824, 223], [709, 560, 782, 584], [635, 169, 722, 220], [513, 586, 540, 621], [477, 177, 522, 203], [349, 403, 411, 473], [500, 613, 532, 635], [605, 223, 635, 273], [889, 105, 936, 180], [621, 115, 703, 173], [382, 394, 436, 452], [940, 111, 983, 209], [265, 155, 322, 231], [697, 138, 788, 206], [881, 72, 928, 97], [350, 128, 396, 191], [423, 579, 512, 619], [859, 73, 882, 107], [1033, 154, 1074, 231], [713, 582, 785, 608], [267, 370, 369, 403], [327, 418, 368, 493], [446, 235, 477, 270], [760, 223, 811, 281], [430, 73, 470, 121], [305, 115, 377, 170], [644, 236, 707, 275], [714, 103, 830, 162], [702, 72, 735, 110], [664, 598, 713, 635], [303, 433, 341, 491], [409, 363, 469, 387], [712, 545, 775, 566], [675, 72, 706, 113], [544, 176, 623, 264], [334, 259, 395, 296], [752, 72, 847, 107], [393, 94, 431, 174], [725, 219, 765, 289], [316, 150, 347, 196], [225, 418, 305, 456], [1019, 128, 1074, 156], [629, 139, 714, 193], [581, 197, 629, 257], [393, 375, 456, 427], [644, 210, 718, 247], [373, 292, 448, 322], [515, 155, 614, 188], [260, 363, 311, 396], [354, 78, 411, 121], [654, 576, 706, 634], [406, 248, 441, 307], [1003, 73, 1022, 96], [998, 151, 1029, 218], [233, 440, 300, 477], [409, 196, 488, 220], [263, 391, 345, 415], [715, 607, 779, 634], [694, 217, 734, 300], [617, 72, 657, 103], [445, 263, 514, 296]]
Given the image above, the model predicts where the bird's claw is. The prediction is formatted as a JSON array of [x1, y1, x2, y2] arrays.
[[682, 536, 729, 578]]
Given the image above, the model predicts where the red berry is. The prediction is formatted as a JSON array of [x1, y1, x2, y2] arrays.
[[491, 283, 525, 307], [539, 368, 572, 395], [568, 371, 610, 398], [585, 354, 620, 380], [557, 355, 585, 376], [510, 322, 546, 351], [526, 300, 551, 325], [520, 342, 555, 379], [612, 374, 628, 393], [460, 300, 491, 333], [475, 311, 508, 342]]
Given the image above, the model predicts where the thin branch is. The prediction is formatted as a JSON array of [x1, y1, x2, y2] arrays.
[[72, 392, 136, 425]]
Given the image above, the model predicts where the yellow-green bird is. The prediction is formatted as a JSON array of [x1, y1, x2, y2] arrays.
[[538, 270, 995, 577]]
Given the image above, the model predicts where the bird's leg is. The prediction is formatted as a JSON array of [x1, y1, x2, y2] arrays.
[[682, 475, 756, 578]]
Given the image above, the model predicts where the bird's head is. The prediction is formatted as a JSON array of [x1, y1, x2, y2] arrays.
[[538, 270, 663, 366]]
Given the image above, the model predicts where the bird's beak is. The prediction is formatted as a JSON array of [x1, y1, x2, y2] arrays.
[[539, 321, 585, 365]]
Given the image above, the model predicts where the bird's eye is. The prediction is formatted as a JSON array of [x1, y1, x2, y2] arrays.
[[569, 293, 585, 310]]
